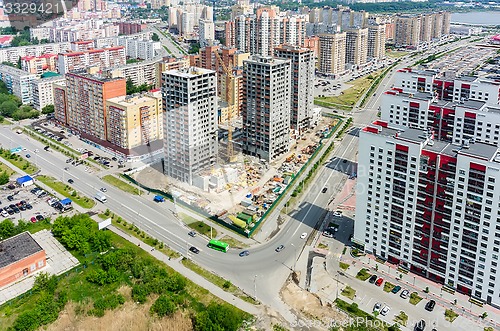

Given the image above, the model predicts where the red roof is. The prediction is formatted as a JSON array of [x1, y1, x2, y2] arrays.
[[491, 35, 500, 41]]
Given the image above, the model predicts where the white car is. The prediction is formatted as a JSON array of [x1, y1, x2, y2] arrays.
[[333, 211, 343, 217], [300, 232, 307, 239], [380, 306, 390, 316]]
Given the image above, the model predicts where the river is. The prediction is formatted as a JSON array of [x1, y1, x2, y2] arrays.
[[451, 11, 500, 26]]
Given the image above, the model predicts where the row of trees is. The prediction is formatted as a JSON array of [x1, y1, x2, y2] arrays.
[[0, 81, 42, 121], [126, 78, 155, 95]]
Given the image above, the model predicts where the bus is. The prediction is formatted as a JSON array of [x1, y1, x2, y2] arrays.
[[208, 239, 229, 252]]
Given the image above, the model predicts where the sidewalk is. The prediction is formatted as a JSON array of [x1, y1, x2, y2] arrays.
[[341, 251, 500, 328], [108, 224, 260, 316]]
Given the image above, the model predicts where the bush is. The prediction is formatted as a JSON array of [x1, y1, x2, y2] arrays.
[[91, 293, 125, 317], [150, 295, 177, 317], [193, 303, 246, 331], [223, 280, 231, 289]]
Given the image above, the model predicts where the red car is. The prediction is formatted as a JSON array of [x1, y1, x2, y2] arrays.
[[375, 278, 384, 286], [30, 216, 37, 223]]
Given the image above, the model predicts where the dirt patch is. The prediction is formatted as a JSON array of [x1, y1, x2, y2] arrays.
[[281, 280, 348, 329], [46, 289, 193, 331]]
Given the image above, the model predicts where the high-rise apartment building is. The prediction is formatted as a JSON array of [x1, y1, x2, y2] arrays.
[[242, 56, 291, 161], [345, 28, 368, 66], [57, 46, 126, 75], [21, 54, 58, 74], [199, 19, 215, 47], [420, 14, 433, 43], [57, 72, 126, 141], [432, 12, 443, 40], [105, 59, 157, 87], [0, 65, 37, 104], [53, 81, 67, 123], [367, 24, 386, 60], [162, 67, 218, 184], [275, 44, 315, 131], [31, 75, 65, 111], [354, 120, 500, 307], [318, 33, 346, 75], [394, 15, 421, 47], [105, 92, 163, 150]]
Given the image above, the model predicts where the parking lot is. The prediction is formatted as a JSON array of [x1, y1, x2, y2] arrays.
[[1, 179, 75, 224]]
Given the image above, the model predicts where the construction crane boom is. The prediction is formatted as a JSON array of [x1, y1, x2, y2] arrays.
[[214, 50, 236, 162]]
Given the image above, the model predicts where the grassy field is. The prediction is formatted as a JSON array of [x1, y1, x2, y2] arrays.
[[102, 175, 142, 195], [0, 149, 38, 174], [220, 235, 249, 249], [394, 311, 408, 326], [36, 175, 95, 209], [188, 221, 218, 238], [341, 286, 356, 300], [383, 282, 395, 293], [386, 51, 408, 58], [409, 292, 423, 305], [181, 258, 258, 305], [0, 160, 16, 178], [314, 71, 382, 111], [339, 262, 350, 270], [445, 309, 458, 322]]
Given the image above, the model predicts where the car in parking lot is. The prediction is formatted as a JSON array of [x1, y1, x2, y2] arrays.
[[333, 211, 342, 217], [7, 195, 14, 201], [1, 210, 8, 217], [391, 285, 401, 294], [380, 306, 390, 316], [275, 245, 285, 252], [322, 230, 334, 238], [375, 278, 384, 286], [239, 250, 250, 257], [25, 203, 32, 209], [415, 320, 426, 331], [189, 246, 200, 254], [30, 216, 37, 223], [425, 299, 436, 312], [400, 289, 410, 299], [373, 302, 382, 313], [36, 215, 45, 221], [369, 275, 378, 284]]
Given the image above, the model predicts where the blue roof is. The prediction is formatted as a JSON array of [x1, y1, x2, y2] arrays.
[[60, 198, 72, 205], [16, 175, 33, 184]]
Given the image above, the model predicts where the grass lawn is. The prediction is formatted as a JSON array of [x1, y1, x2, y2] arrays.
[[339, 262, 350, 271], [0, 118, 12, 125], [383, 282, 395, 293], [386, 51, 408, 58], [318, 242, 328, 249], [0, 160, 16, 177], [220, 235, 249, 249], [188, 221, 218, 238], [445, 308, 458, 322], [178, 212, 200, 224], [314, 70, 382, 111], [409, 292, 423, 305], [394, 311, 408, 326], [36, 175, 95, 209], [181, 258, 258, 305], [356, 268, 372, 281], [102, 175, 142, 195], [341, 286, 356, 300], [0, 150, 38, 174]]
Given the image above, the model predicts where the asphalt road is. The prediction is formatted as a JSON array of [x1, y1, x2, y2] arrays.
[[151, 24, 186, 57]]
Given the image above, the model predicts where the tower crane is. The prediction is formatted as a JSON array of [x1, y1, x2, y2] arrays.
[[214, 50, 237, 162]]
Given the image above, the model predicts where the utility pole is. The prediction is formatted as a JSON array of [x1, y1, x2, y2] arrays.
[[291, 243, 297, 271], [254, 275, 257, 301]]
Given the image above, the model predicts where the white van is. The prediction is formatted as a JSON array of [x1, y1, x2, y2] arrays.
[[95, 192, 107, 203]]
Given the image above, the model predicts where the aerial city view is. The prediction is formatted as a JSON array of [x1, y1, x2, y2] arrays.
[[0, 0, 499, 330]]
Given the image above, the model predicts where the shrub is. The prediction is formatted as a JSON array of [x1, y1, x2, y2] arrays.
[[150, 295, 177, 317]]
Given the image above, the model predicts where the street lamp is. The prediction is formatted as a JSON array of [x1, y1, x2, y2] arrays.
[[254, 275, 257, 301], [290, 243, 297, 272]]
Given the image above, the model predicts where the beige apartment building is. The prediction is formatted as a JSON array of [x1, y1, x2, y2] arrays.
[[346, 28, 368, 66], [318, 33, 346, 75], [105, 92, 163, 150], [367, 24, 386, 59], [394, 15, 421, 47]]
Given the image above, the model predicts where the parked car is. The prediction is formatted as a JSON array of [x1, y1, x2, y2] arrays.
[[189, 246, 200, 254], [373, 302, 382, 313], [36, 215, 45, 221], [239, 250, 250, 257], [375, 278, 384, 286], [275, 245, 285, 252], [68, 179, 74, 184], [25, 203, 32, 210], [415, 320, 426, 331], [7, 184, 15, 190], [30, 216, 37, 223], [391, 285, 402, 294], [400, 289, 410, 299], [7, 195, 14, 201], [380, 306, 390, 316], [369, 275, 378, 284], [425, 300, 436, 312]]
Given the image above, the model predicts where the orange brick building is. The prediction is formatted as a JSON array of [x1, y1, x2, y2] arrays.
[[0, 232, 46, 288]]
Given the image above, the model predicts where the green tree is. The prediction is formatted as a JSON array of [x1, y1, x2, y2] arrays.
[[150, 295, 176, 317], [0, 100, 17, 117], [17, 56, 21, 69], [152, 32, 160, 42], [41, 104, 54, 114], [193, 303, 245, 331], [0, 80, 9, 94], [0, 170, 9, 185], [188, 42, 200, 54], [126, 78, 137, 95], [0, 219, 16, 240]]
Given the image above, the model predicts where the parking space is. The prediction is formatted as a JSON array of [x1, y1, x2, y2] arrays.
[[0, 182, 73, 223]]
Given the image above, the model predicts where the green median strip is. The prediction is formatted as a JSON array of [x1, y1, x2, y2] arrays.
[[36, 175, 95, 208], [102, 174, 142, 195], [0, 148, 38, 174], [181, 258, 259, 305]]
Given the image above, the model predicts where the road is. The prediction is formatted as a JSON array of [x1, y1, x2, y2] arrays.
[[150, 24, 186, 57], [0, 38, 481, 325]]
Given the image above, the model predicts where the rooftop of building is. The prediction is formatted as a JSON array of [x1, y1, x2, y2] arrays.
[[457, 75, 478, 82], [456, 99, 486, 110], [363, 120, 500, 161], [107, 93, 158, 106], [384, 88, 434, 100], [274, 44, 313, 53], [0, 64, 37, 77], [245, 55, 290, 65], [397, 68, 437, 77], [66, 71, 125, 83], [163, 66, 215, 78], [0, 232, 44, 269]]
